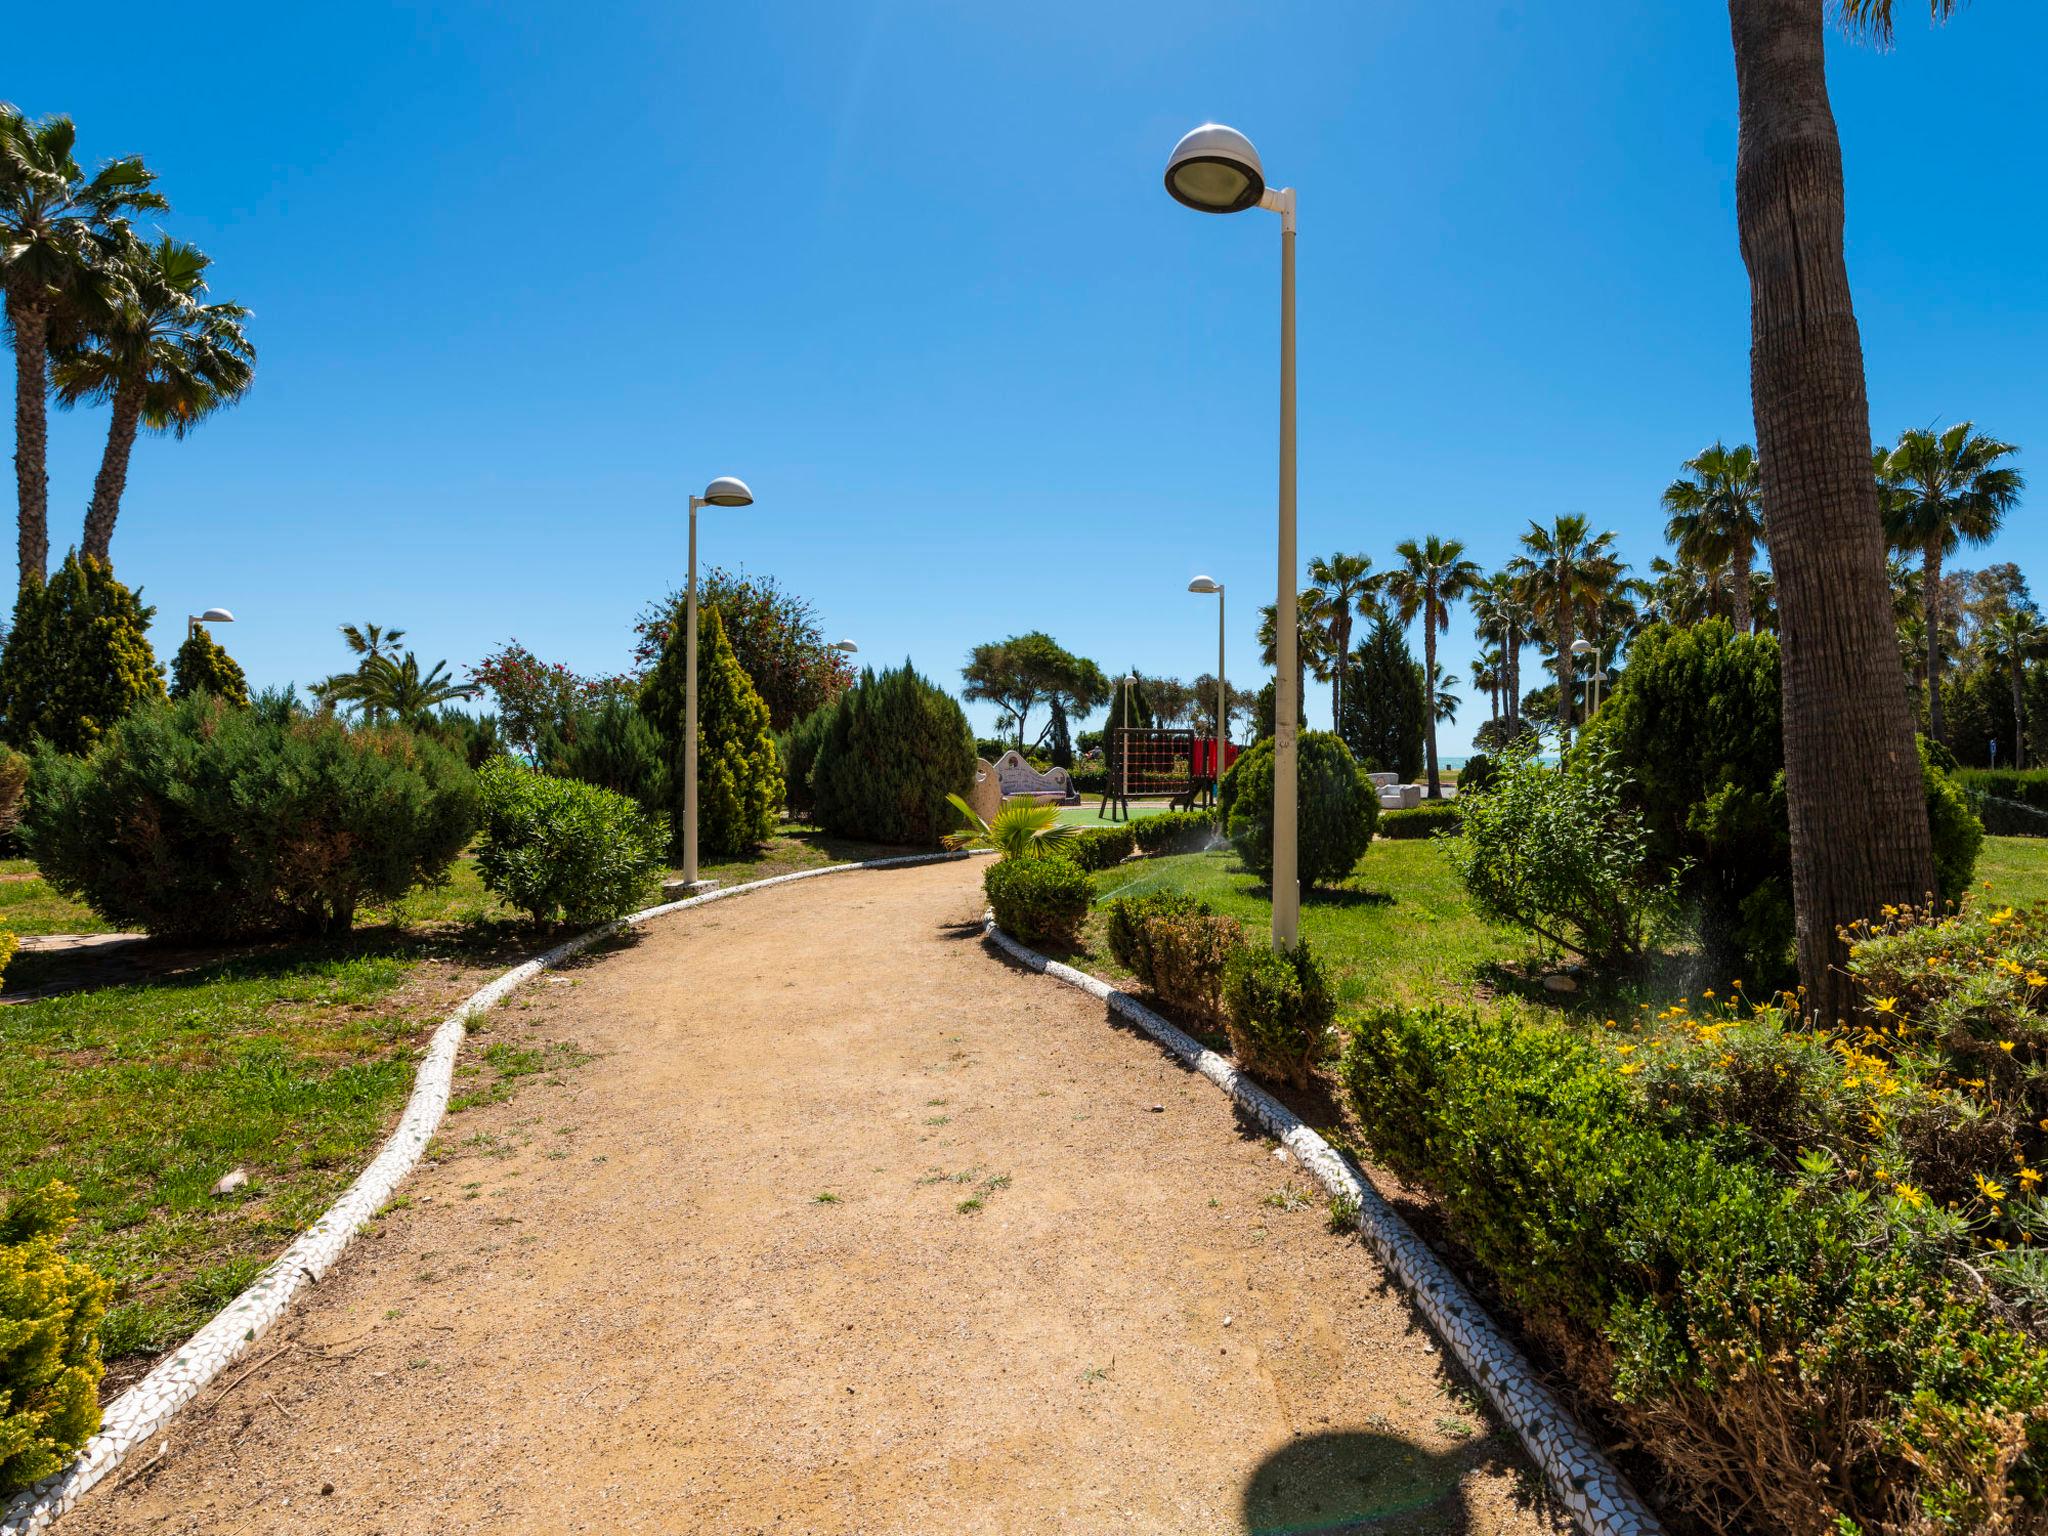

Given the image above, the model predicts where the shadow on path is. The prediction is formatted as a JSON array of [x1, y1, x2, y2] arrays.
[[1241, 1430, 1496, 1533]]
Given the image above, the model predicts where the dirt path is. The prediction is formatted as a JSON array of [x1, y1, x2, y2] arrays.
[[69, 860, 1561, 1536]]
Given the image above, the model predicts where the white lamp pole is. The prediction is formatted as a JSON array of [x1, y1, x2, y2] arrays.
[[1189, 577, 1226, 802], [683, 476, 755, 889], [188, 606, 234, 642], [1166, 124, 1299, 947], [1569, 637, 1592, 741]]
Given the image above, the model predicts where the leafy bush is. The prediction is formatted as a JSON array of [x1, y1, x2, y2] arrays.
[[983, 855, 1090, 949], [0, 744, 25, 845], [1221, 939, 1335, 1089], [474, 759, 666, 924], [1448, 749, 1681, 970], [778, 701, 838, 817], [1069, 824, 1135, 872], [1924, 735, 1985, 905], [0, 1182, 111, 1498], [640, 606, 779, 859], [1132, 808, 1221, 857], [544, 695, 670, 814], [1959, 767, 2048, 813], [26, 696, 477, 938], [419, 707, 505, 769], [0, 553, 165, 754], [1340, 1002, 2048, 1533], [168, 628, 249, 705], [1106, 892, 1244, 1027], [811, 663, 976, 847], [1456, 752, 1497, 793], [1224, 732, 1376, 889], [1069, 765, 1108, 796], [1377, 803, 1460, 840], [1976, 791, 2048, 838]]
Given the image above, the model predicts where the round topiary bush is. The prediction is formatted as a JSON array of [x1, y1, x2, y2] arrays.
[[811, 663, 976, 847], [26, 694, 478, 938], [1223, 731, 1377, 889], [983, 855, 1091, 949]]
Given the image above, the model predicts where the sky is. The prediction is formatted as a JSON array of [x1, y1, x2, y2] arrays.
[[9, 1, 2044, 757]]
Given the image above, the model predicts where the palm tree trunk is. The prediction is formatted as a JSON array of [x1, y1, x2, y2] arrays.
[[1730, 0, 1935, 1021], [1423, 612, 1441, 798], [81, 381, 147, 565], [1732, 543, 1754, 634], [2012, 663, 2026, 772], [1922, 541, 1944, 743], [1556, 606, 1575, 740], [8, 296, 51, 594]]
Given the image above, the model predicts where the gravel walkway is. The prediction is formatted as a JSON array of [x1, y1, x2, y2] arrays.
[[67, 860, 1560, 1535]]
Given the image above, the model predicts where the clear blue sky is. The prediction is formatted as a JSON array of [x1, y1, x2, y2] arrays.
[[12, 2, 2043, 756]]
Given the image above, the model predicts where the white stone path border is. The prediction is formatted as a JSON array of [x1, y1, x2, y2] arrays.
[[2, 852, 970, 1535], [981, 919, 1664, 1536]]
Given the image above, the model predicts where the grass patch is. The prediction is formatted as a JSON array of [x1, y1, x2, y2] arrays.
[[1976, 835, 2048, 908], [0, 857, 115, 936]]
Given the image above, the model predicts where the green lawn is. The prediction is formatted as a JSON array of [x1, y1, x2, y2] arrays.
[[1978, 835, 2048, 908], [0, 858, 116, 936], [1054, 798, 1187, 826]]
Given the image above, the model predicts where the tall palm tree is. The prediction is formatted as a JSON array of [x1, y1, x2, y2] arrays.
[[1724, 0, 1967, 1017], [1979, 609, 2047, 771], [0, 106, 165, 593], [1879, 422, 2026, 743], [1662, 442, 1765, 634], [1305, 552, 1377, 725], [1508, 515, 1618, 743], [1471, 648, 1504, 724], [324, 651, 475, 726], [1258, 594, 1336, 704], [52, 235, 255, 563], [1471, 574, 1534, 731], [1378, 536, 1481, 799]]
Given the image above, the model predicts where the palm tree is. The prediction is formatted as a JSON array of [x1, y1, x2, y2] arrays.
[[52, 235, 255, 563], [1378, 536, 1481, 799], [0, 105, 165, 592], [1980, 609, 2048, 770], [943, 794, 1081, 860], [1879, 422, 2026, 743], [1471, 648, 1504, 724], [1470, 574, 1533, 731], [1724, 0, 1969, 1017], [1306, 552, 1376, 724], [1257, 594, 1336, 704], [324, 651, 475, 726], [1508, 515, 1618, 743], [342, 622, 406, 664], [1429, 664, 1461, 726], [1662, 442, 1765, 634]]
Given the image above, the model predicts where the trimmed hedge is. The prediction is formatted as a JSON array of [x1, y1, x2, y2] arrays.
[[1132, 808, 1220, 856], [1959, 767, 2048, 812], [0, 1182, 110, 1498], [26, 696, 477, 938], [1106, 891, 1244, 1027], [1224, 732, 1376, 888], [475, 759, 667, 924], [1221, 938, 1335, 1089], [984, 855, 1090, 949], [1376, 802, 1460, 840], [1069, 824, 1136, 872]]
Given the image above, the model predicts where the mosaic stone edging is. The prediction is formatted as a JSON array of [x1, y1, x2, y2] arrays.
[[981, 918, 1665, 1536], [1, 851, 970, 1535]]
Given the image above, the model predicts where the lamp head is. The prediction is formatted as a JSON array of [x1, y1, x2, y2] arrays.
[[199, 608, 234, 624], [832, 639, 859, 654], [1187, 576, 1221, 594], [700, 476, 754, 508], [1570, 638, 1593, 656], [1164, 123, 1266, 215]]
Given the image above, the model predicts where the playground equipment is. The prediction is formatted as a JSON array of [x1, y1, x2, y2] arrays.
[[1098, 727, 1237, 821]]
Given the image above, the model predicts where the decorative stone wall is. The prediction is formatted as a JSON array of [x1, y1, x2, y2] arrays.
[[981, 918, 1665, 1536], [1, 852, 969, 1536]]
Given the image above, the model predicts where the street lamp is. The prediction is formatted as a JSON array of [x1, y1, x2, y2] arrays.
[[188, 606, 233, 641], [1166, 123, 1300, 946], [832, 639, 859, 654], [1188, 576, 1226, 804], [683, 475, 754, 891]]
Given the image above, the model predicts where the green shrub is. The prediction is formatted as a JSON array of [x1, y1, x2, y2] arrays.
[[1132, 808, 1221, 857], [983, 855, 1090, 949], [167, 628, 249, 705], [26, 696, 477, 938], [0, 553, 165, 754], [1069, 765, 1108, 796], [544, 695, 670, 814], [1448, 748, 1680, 971], [1376, 803, 1459, 840], [474, 759, 666, 924], [777, 701, 838, 817], [1069, 824, 1135, 872], [640, 606, 779, 859], [0, 1182, 111, 1498], [1224, 732, 1376, 889], [812, 663, 976, 847], [1106, 893, 1244, 1027], [1339, 1003, 2048, 1533], [1106, 891, 1204, 980], [1456, 752, 1497, 793], [0, 744, 25, 845], [1924, 736, 1985, 904], [419, 707, 505, 769], [1221, 939, 1335, 1088], [1959, 767, 2048, 813]]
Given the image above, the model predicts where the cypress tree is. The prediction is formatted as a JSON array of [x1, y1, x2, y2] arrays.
[[811, 662, 975, 846], [1338, 617, 1425, 780], [640, 605, 778, 859], [0, 553, 165, 753], [169, 628, 250, 705]]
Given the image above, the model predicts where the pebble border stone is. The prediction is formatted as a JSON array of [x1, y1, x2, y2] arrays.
[[982, 918, 1664, 1536], [1, 852, 969, 1535]]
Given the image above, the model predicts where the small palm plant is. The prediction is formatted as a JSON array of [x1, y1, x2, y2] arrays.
[[944, 793, 1080, 860]]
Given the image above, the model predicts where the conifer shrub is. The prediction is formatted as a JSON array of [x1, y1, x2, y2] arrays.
[[983, 855, 1090, 949], [811, 663, 976, 847], [0, 1182, 111, 1498], [168, 627, 249, 704], [777, 700, 838, 818], [545, 695, 669, 814], [0, 744, 25, 846], [474, 758, 667, 924], [640, 606, 779, 859], [1223, 732, 1377, 888], [0, 553, 165, 754], [25, 695, 476, 938], [1221, 938, 1335, 1088]]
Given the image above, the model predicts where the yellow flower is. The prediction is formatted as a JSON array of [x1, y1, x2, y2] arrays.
[[2021, 1168, 2042, 1188], [1896, 1182, 1927, 1209], [1615, 1044, 1636, 1055], [2027, 972, 2047, 988], [1872, 997, 1899, 1015], [1619, 1063, 1640, 1076], [1977, 1173, 2009, 1202], [2001, 1040, 2017, 1053]]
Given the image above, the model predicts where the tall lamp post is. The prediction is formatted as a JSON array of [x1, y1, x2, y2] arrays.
[[188, 606, 234, 642], [1569, 637, 1592, 739], [1165, 123, 1299, 946], [1188, 576, 1226, 803], [683, 475, 755, 891]]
